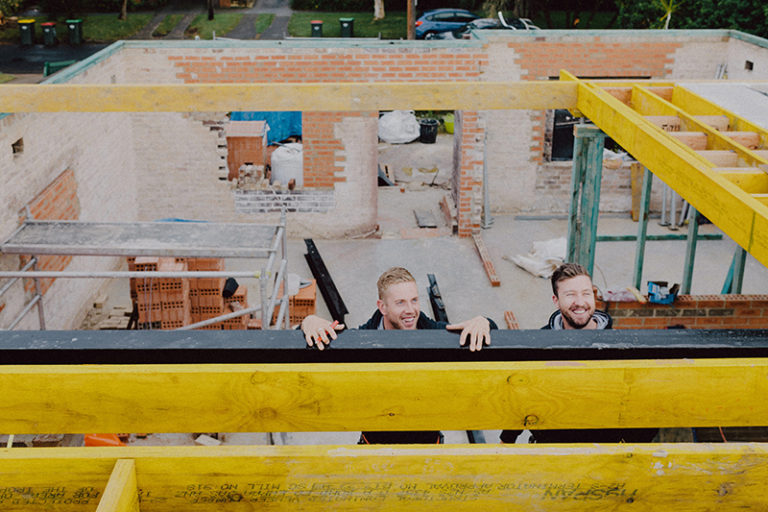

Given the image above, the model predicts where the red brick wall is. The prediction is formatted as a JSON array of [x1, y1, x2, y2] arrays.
[[170, 49, 486, 231], [512, 38, 682, 165], [22, 169, 80, 295], [303, 111, 376, 188], [597, 295, 768, 329]]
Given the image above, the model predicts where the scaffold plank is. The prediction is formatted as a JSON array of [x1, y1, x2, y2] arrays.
[[2, 358, 768, 434], [0, 82, 577, 113], [0, 444, 766, 511]]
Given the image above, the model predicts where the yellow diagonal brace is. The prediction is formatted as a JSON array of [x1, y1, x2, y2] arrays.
[[562, 71, 768, 267], [0, 82, 577, 112]]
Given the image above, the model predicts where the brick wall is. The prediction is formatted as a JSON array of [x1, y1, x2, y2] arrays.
[[21, 169, 80, 295], [598, 295, 768, 329]]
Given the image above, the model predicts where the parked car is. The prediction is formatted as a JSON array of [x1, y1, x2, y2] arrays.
[[415, 8, 480, 39], [427, 14, 540, 40], [427, 18, 504, 39], [497, 12, 540, 30]]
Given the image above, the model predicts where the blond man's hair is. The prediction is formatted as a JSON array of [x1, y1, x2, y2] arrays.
[[377, 267, 416, 299]]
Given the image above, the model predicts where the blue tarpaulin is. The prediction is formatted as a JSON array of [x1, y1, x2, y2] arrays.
[[230, 112, 302, 144]]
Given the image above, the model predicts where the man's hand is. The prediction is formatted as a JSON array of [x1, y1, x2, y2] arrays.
[[301, 315, 345, 351], [447, 316, 491, 352]]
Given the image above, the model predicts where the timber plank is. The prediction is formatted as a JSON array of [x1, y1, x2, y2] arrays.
[[96, 459, 139, 512], [0, 82, 577, 113], [0, 444, 767, 511], [2, 359, 768, 433]]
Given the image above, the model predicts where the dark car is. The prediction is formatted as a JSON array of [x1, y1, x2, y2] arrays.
[[415, 8, 480, 39], [428, 14, 540, 40]]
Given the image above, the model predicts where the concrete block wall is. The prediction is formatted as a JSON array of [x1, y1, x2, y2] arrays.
[[726, 34, 768, 80], [597, 295, 768, 329]]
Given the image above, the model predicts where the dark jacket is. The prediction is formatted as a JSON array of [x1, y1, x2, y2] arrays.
[[359, 309, 496, 444], [501, 309, 657, 444], [541, 309, 613, 330]]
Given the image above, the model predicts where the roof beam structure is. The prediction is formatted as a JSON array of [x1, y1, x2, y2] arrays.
[[562, 71, 768, 269]]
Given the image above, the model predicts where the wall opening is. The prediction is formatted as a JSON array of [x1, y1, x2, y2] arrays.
[[376, 110, 457, 237]]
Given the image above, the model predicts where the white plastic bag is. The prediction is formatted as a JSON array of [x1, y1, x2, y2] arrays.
[[378, 110, 420, 144], [271, 143, 303, 187]]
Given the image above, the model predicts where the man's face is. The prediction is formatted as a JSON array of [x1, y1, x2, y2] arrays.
[[377, 281, 420, 330], [552, 275, 596, 329]]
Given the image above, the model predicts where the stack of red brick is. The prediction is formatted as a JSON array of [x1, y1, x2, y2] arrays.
[[128, 257, 255, 330]]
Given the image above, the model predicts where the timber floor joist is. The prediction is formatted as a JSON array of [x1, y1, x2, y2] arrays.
[[562, 71, 768, 269]]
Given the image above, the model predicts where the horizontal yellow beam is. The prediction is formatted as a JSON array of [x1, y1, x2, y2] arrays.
[[3, 359, 768, 434], [0, 444, 767, 511], [567, 73, 768, 267], [0, 82, 577, 112], [96, 459, 139, 512]]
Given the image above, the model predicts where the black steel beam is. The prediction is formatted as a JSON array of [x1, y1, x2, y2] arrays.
[[303, 239, 348, 325], [427, 274, 449, 324], [0, 329, 767, 365]]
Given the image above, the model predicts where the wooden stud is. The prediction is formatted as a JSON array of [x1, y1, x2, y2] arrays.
[[721, 131, 761, 149], [669, 131, 708, 150], [472, 234, 500, 287], [96, 459, 139, 512], [695, 150, 740, 167]]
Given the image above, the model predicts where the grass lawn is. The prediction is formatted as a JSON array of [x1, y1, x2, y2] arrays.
[[0, 13, 153, 43], [254, 13, 275, 36], [185, 12, 243, 39], [82, 13, 154, 42], [289, 11, 407, 39], [0, 73, 15, 83], [152, 13, 184, 37]]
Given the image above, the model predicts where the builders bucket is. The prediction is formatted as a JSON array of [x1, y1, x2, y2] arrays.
[[418, 118, 439, 144]]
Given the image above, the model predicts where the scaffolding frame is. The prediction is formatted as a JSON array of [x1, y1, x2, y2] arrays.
[[0, 212, 289, 331]]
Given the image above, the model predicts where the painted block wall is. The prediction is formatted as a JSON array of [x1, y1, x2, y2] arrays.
[[0, 108, 137, 330]]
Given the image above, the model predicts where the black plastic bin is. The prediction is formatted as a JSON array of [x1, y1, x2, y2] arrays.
[[67, 19, 83, 45], [339, 17, 354, 37], [19, 19, 35, 45], [41, 21, 57, 46], [310, 20, 323, 37], [418, 118, 439, 144]]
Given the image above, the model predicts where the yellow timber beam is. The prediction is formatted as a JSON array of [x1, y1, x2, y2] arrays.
[[2, 359, 768, 434], [629, 85, 767, 167], [672, 85, 768, 149], [0, 82, 576, 112], [0, 444, 767, 511], [562, 71, 768, 268], [95, 460, 139, 512]]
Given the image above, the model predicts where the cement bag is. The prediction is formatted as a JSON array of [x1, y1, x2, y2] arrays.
[[504, 237, 566, 278], [271, 143, 303, 187], [378, 110, 420, 144]]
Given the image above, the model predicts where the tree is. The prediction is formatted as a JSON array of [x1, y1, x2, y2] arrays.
[[374, 0, 385, 20], [118, 0, 127, 20]]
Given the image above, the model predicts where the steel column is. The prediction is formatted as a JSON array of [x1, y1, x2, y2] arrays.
[[633, 167, 653, 290], [566, 125, 605, 274], [681, 208, 699, 294]]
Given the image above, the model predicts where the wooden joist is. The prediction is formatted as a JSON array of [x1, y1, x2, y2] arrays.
[[471, 233, 500, 287]]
